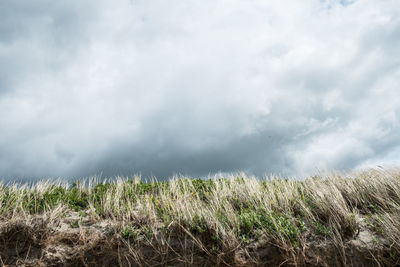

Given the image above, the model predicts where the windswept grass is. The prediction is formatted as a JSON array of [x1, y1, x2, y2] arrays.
[[1, 168, 400, 266]]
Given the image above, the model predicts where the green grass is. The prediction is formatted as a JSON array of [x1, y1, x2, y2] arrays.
[[1, 168, 400, 265]]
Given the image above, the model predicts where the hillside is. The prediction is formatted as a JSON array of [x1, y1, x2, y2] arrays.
[[1, 168, 399, 266]]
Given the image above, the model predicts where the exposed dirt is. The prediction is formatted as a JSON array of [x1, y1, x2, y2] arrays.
[[0, 214, 395, 266]]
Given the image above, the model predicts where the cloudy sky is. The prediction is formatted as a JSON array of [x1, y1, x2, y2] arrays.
[[1, 0, 400, 180]]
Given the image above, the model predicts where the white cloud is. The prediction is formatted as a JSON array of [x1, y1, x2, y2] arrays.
[[0, 0, 400, 179]]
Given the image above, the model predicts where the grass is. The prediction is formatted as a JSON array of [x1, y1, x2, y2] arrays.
[[1, 168, 400, 266]]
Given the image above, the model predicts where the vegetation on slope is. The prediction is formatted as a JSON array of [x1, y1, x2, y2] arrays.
[[0, 168, 400, 266]]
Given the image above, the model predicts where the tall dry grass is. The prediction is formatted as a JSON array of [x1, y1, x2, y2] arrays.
[[0, 168, 399, 266]]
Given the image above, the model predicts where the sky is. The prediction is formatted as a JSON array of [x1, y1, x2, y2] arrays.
[[1, 0, 400, 180]]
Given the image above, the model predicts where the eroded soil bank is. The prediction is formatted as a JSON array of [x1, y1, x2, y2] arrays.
[[0, 213, 396, 267]]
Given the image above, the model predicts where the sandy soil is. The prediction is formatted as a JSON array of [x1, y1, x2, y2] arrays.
[[0, 213, 393, 266]]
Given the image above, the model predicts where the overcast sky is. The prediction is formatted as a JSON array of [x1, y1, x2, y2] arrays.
[[1, 0, 400, 180]]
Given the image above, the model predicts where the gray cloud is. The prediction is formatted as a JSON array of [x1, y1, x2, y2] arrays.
[[1, 0, 400, 181]]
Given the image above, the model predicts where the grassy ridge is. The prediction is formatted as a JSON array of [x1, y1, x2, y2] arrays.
[[1, 168, 400, 266]]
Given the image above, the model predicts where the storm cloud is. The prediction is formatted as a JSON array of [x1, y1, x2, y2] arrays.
[[1, 0, 400, 180]]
